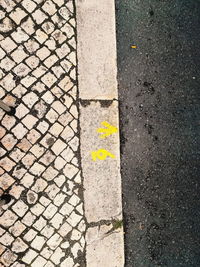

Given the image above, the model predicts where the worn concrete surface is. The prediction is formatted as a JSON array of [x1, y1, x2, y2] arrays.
[[116, 0, 200, 266], [76, 0, 118, 100], [86, 224, 124, 267], [77, 1, 124, 265], [80, 101, 122, 223], [76, 1, 124, 264]]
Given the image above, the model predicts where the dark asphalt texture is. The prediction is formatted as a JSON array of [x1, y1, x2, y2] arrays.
[[115, 0, 200, 266]]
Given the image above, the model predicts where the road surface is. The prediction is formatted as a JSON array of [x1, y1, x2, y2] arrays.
[[116, 0, 200, 266]]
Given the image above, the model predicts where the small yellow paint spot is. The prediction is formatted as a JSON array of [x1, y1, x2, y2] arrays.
[[131, 45, 137, 48], [97, 121, 118, 139], [91, 149, 116, 161]]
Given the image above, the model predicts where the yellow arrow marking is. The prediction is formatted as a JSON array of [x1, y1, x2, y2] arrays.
[[91, 149, 116, 161], [97, 121, 118, 139]]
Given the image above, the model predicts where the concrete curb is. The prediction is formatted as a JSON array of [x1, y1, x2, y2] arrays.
[[76, 0, 124, 266], [76, 0, 118, 100]]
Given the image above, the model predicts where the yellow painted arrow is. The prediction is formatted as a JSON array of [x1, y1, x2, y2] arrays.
[[97, 121, 118, 139]]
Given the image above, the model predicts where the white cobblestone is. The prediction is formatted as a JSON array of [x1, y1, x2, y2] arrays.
[[51, 139, 67, 155], [31, 203, 45, 216], [53, 193, 66, 206], [67, 211, 82, 227], [41, 246, 53, 259], [46, 233, 62, 250], [23, 229, 37, 242], [9, 185, 25, 199], [0, 175, 15, 191], [25, 55, 40, 69], [61, 146, 75, 162], [12, 123, 28, 139], [39, 196, 51, 207], [22, 92, 39, 108], [22, 212, 36, 227], [60, 257, 74, 267], [10, 148, 25, 162], [0, 232, 14, 246], [42, 166, 58, 181], [58, 222, 72, 237], [33, 217, 47, 231], [31, 236, 46, 251], [37, 121, 50, 134], [61, 125, 74, 142], [54, 175, 66, 187], [22, 153, 36, 168], [41, 225, 55, 239], [12, 104, 29, 119], [45, 184, 60, 199], [59, 203, 74, 216], [46, 109, 59, 124], [44, 261, 55, 267], [69, 194, 80, 207], [60, 241, 70, 249], [43, 204, 58, 220], [11, 47, 28, 64], [50, 247, 65, 265], [9, 221, 26, 237], [71, 229, 82, 241], [22, 249, 37, 264], [54, 156, 66, 170], [63, 163, 79, 179], [30, 162, 46, 176], [0, 1, 85, 266], [78, 220, 86, 232], [22, 114, 38, 129], [31, 256, 47, 267], [12, 238, 28, 253], [20, 173, 35, 188], [30, 144, 45, 158], [1, 250, 17, 266], [50, 213, 64, 229], [12, 201, 28, 217], [49, 122, 64, 137], [68, 136, 79, 151], [42, 91, 55, 104], [2, 115, 16, 130]]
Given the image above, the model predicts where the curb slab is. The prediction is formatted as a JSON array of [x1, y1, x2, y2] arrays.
[[76, 0, 124, 266]]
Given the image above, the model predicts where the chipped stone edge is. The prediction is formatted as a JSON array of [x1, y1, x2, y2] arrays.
[[76, 0, 124, 266]]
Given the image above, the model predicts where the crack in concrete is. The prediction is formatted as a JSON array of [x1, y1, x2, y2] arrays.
[[79, 99, 119, 108]]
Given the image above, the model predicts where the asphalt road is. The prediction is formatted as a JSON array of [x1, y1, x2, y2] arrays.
[[115, 0, 200, 266]]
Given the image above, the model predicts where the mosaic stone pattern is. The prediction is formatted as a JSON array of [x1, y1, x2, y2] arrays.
[[0, 0, 86, 266]]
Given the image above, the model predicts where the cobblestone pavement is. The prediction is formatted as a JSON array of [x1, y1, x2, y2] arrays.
[[0, 0, 86, 266]]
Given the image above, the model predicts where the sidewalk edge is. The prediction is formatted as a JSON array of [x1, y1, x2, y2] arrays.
[[76, 0, 124, 266]]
